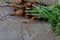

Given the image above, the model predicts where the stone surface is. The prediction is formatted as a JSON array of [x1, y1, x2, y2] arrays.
[[0, 0, 56, 5], [0, 1, 56, 40], [36, 0, 56, 5]]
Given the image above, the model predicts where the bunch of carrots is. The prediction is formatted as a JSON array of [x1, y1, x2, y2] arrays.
[[6, 0, 47, 20], [7, 0, 36, 19]]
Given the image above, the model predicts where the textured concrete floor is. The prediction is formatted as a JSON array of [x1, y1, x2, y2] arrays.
[[0, 1, 57, 40]]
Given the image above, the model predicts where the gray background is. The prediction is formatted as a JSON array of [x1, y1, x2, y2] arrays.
[[0, 0, 59, 40]]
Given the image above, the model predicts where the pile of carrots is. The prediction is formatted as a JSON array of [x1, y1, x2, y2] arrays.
[[6, 0, 48, 21], [8, 0, 36, 19]]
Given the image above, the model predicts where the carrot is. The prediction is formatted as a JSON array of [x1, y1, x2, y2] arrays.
[[27, 0, 35, 4], [17, 0, 23, 3], [25, 3, 32, 7], [23, 13, 30, 19], [15, 9, 23, 15]]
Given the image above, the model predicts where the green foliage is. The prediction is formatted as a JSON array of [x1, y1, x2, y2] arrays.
[[25, 1, 60, 36]]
